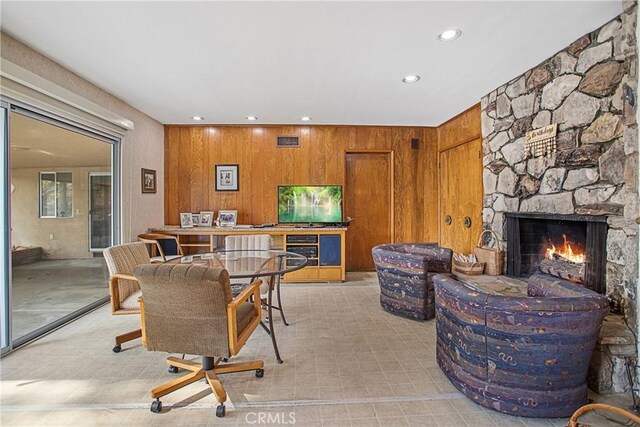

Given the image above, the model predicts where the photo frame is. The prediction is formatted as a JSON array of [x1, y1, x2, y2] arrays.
[[217, 210, 238, 227], [191, 213, 201, 226], [180, 212, 193, 228], [199, 211, 214, 227], [215, 164, 239, 191], [141, 168, 156, 193]]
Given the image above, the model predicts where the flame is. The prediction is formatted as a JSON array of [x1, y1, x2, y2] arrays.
[[545, 234, 585, 263]]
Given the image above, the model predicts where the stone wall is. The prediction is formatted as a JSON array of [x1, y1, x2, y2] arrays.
[[480, 5, 639, 328]]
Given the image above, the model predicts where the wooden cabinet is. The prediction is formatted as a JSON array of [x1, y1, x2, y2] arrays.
[[148, 226, 346, 282]]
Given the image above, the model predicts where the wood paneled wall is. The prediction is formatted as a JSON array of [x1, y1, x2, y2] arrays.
[[437, 104, 482, 152], [164, 125, 439, 243]]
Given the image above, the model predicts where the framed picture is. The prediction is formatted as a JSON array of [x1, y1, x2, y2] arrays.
[[217, 210, 238, 227], [180, 212, 193, 228], [191, 213, 201, 226], [215, 164, 239, 191], [141, 168, 156, 193], [200, 211, 214, 227]]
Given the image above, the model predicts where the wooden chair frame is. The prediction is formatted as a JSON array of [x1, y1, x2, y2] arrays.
[[108, 272, 142, 352], [138, 233, 184, 262], [141, 279, 263, 416]]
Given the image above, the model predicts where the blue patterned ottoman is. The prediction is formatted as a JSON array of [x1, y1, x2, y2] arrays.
[[371, 243, 452, 320], [434, 273, 608, 418]]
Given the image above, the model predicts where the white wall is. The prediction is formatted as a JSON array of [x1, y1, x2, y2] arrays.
[[1, 32, 164, 242]]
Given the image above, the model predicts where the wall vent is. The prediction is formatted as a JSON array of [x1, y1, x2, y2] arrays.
[[276, 136, 300, 147]]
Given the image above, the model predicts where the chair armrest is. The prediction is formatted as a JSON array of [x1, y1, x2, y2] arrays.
[[111, 273, 137, 282], [108, 273, 139, 313], [228, 279, 262, 308]]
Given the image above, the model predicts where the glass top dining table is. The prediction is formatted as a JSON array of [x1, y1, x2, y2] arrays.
[[164, 249, 308, 363]]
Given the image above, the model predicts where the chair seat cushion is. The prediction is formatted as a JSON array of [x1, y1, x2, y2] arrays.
[[236, 302, 257, 334], [121, 290, 142, 310]]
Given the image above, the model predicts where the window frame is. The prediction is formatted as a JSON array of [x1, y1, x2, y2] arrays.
[[38, 171, 73, 218]]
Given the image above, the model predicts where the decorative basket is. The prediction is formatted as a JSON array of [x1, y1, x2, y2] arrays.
[[474, 230, 504, 276], [453, 260, 484, 276]]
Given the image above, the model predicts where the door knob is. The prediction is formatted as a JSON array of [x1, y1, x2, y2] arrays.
[[444, 215, 452, 225], [464, 216, 472, 228]]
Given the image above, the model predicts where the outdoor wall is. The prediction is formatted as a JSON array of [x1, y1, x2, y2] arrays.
[[11, 167, 109, 259], [0, 32, 164, 242]]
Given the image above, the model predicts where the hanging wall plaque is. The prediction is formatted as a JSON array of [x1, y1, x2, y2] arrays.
[[525, 123, 557, 158]]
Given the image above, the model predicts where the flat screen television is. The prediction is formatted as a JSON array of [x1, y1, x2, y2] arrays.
[[278, 185, 343, 224]]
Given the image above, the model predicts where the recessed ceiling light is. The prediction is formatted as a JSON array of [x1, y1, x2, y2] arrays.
[[191, 116, 204, 121], [402, 75, 420, 83], [301, 116, 312, 121], [246, 116, 258, 121], [438, 28, 462, 42]]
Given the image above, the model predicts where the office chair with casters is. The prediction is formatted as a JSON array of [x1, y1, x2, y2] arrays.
[[224, 234, 288, 325], [104, 242, 149, 353], [137, 233, 184, 262], [133, 263, 264, 417]]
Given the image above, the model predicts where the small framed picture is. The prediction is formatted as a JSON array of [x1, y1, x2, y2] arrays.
[[180, 212, 193, 228], [215, 164, 239, 191], [191, 213, 201, 226], [141, 168, 156, 193], [200, 211, 214, 227], [217, 210, 238, 227]]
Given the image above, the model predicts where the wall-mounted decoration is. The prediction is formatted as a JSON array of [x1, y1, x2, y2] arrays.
[[217, 210, 238, 227], [180, 212, 193, 228], [141, 168, 157, 193], [525, 123, 557, 158], [199, 211, 214, 227], [215, 164, 239, 191]]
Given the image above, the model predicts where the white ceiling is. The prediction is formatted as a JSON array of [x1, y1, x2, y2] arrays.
[[10, 113, 111, 169], [0, 1, 623, 126]]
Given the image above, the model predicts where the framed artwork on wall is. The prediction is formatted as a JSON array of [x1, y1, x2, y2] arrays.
[[217, 210, 238, 227], [141, 168, 156, 193], [215, 164, 239, 191]]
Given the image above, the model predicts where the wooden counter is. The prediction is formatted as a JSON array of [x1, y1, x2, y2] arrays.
[[148, 225, 346, 282]]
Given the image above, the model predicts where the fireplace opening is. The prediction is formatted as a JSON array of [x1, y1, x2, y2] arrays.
[[505, 213, 607, 294]]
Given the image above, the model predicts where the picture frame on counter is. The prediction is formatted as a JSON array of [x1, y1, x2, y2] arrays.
[[199, 211, 214, 227], [180, 212, 194, 228], [217, 210, 238, 227]]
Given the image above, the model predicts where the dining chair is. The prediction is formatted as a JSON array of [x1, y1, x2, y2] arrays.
[[224, 235, 288, 325], [103, 242, 149, 353], [137, 233, 184, 262], [133, 263, 264, 417]]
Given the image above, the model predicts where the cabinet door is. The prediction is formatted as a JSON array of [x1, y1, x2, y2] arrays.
[[439, 138, 483, 254], [319, 234, 341, 266]]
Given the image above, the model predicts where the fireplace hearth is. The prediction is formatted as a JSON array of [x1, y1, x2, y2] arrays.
[[505, 212, 607, 294]]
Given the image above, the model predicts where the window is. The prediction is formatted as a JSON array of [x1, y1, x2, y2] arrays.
[[39, 172, 72, 218]]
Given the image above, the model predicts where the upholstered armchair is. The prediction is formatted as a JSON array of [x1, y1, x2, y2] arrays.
[[371, 243, 453, 320], [133, 263, 264, 417], [434, 273, 608, 418], [103, 242, 150, 353]]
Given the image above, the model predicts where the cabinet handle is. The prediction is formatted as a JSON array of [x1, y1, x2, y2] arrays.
[[444, 215, 452, 225], [464, 216, 472, 228]]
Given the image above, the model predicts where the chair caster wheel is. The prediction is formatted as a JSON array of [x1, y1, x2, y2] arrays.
[[221, 357, 228, 362], [216, 404, 226, 418], [168, 365, 179, 374], [112, 345, 121, 353], [255, 369, 264, 378], [150, 399, 162, 413]]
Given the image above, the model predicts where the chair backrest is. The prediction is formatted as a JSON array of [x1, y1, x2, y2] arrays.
[[225, 234, 272, 251], [104, 242, 150, 303], [137, 233, 183, 261], [133, 263, 233, 357]]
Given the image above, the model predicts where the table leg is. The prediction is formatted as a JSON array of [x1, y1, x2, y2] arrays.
[[267, 275, 283, 363], [276, 274, 288, 326]]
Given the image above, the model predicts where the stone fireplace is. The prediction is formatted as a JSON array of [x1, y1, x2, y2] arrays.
[[505, 212, 607, 294], [479, 6, 639, 393]]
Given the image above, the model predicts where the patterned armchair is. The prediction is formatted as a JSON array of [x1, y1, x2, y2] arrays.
[[371, 243, 453, 320], [434, 273, 608, 418]]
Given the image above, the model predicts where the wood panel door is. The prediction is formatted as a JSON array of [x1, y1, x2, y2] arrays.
[[345, 152, 393, 271], [439, 138, 483, 254]]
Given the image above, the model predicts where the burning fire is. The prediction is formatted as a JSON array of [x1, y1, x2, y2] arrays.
[[545, 234, 585, 263]]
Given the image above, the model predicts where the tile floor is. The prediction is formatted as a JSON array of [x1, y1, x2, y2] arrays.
[[0, 272, 636, 426]]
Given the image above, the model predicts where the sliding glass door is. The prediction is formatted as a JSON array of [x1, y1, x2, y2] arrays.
[[1, 103, 10, 354], [2, 106, 119, 350]]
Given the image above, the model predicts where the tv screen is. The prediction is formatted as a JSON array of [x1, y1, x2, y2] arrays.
[[278, 185, 343, 224]]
